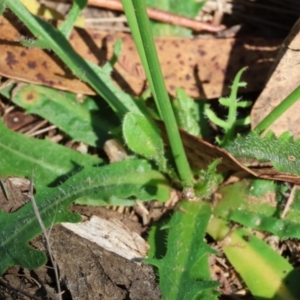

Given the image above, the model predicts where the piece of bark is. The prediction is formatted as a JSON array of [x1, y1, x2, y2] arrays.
[[61, 215, 149, 261], [33, 225, 161, 300], [70, 205, 143, 235]]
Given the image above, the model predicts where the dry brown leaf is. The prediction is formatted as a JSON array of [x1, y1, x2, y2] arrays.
[[182, 129, 300, 184], [251, 18, 300, 136], [157, 120, 300, 184], [0, 15, 280, 99]]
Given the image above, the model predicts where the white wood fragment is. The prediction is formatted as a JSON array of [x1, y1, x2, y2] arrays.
[[62, 216, 149, 261]]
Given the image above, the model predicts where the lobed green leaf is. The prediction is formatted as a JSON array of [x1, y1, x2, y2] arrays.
[[58, 0, 87, 38], [224, 131, 300, 175], [0, 119, 102, 190], [205, 67, 248, 146], [0, 159, 170, 275], [146, 201, 219, 300]]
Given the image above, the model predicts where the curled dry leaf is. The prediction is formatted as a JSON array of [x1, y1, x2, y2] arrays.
[[0, 15, 280, 99], [251, 18, 300, 137], [156, 120, 300, 184]]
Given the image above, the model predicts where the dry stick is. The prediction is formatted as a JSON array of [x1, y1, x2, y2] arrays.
[[24, 119, 48, 136], [87, 0, 225, 32], [29, 178, 63, 300], [0, 278, 41, 300], [0, 179, 9, 201], [28, 125, 57, 137], [212, 0, 226, 26], [281, 185, 299, 219]]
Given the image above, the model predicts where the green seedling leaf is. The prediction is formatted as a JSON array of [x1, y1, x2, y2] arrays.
[[0, 119, 102, 190], [58, 0, 87, 38], [103, 38, 122, 73], [213, 179, 300, 239], [205, 67, 251, 146], [208, 217, 300, 300], [147, 201, 220, 300], [11, 84, 118, 147], [0, 158, 170, 275], [225, 131, 300, 175], [123, 112, 167, 171], [172, 88, 200, 137], [145, 0, 205, 37], [194, 159, 222, 198], [75, 159, 171, 206], [20, 37, 50, 50]]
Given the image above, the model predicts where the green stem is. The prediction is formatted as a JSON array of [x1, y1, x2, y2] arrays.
[[254, 86, 300, 135], [120, 0, 160, 116], [122, 0, 193, 188]]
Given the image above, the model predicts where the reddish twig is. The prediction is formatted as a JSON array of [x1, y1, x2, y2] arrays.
[[87, 0, 225, 32]]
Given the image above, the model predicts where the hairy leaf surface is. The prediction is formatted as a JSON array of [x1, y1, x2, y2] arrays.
[[12, 84, 118, 147], [0, 120, 102, 190], [147, 201, 219, 300], [0, 159, 170, 275], [123, 112, 167, 171], [225, 131, 300, 175]]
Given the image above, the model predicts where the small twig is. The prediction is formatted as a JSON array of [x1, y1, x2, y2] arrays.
[[218, 224, 239, 248], [0, 179, 9, 201], [212, 0, 225, 26], [27, 125, 57, 137], [281, 185, 299, 219], [24, 119, 48, 136], [85, 16, 127, 23], [4, 105, 15, 115], [134, 200, 149, 225], [0, 79, 15, 92], [87, 0, 225, 32], [0, 278, 41, 300], [29, 177, 63, 300]]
